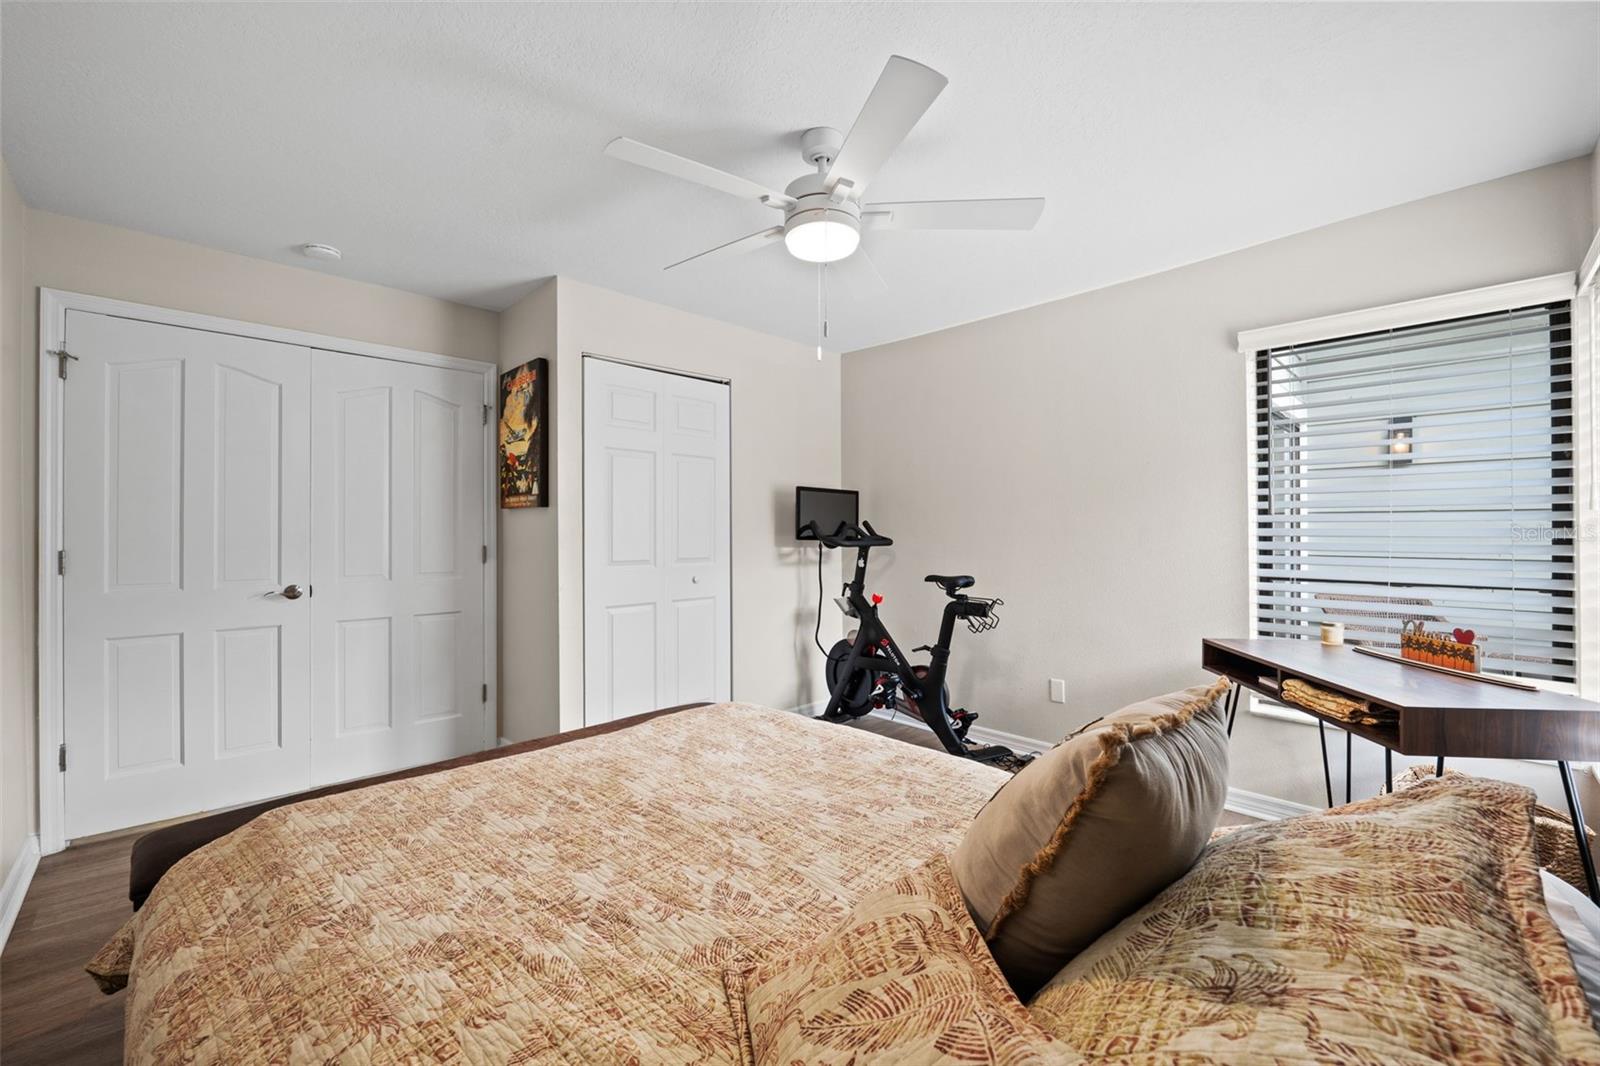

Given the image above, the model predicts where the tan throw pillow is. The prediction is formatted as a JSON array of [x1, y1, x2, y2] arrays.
[[1030, 776, 1600, 1064], [951, 679, 1231, 996], [723, 855, 1076, 1066]]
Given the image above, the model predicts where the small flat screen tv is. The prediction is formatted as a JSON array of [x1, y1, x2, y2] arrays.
[[795, 486, 858, 541]]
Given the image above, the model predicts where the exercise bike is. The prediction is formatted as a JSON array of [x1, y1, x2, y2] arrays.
[[806, 519, 1022, 765]]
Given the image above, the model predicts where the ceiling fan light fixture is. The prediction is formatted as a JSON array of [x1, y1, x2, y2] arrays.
[[783, 209, 860, 264]]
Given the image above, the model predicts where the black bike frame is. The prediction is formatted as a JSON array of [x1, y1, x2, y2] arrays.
[[819, 534, 976, 757]]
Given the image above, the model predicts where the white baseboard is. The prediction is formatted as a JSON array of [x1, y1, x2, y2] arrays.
[[1225, 787, 1318, 822], [791, 702, 1051, 757], [964, 720, 1050, 754], [497, 736, 514, 747], [859, 706, 1053, 755], [791, 702, 1316, 822], [0, 834, 41, 953]]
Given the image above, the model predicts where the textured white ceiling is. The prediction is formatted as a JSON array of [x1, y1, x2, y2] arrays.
[[4, 2, 1597, 352]]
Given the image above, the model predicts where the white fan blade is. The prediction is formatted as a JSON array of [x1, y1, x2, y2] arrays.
[[861, 197, 1045, 230], [664, 226, 784, 271], [836, 245, 887, 293], [825, 56, 947, 198], [606, 137, 794, 206]]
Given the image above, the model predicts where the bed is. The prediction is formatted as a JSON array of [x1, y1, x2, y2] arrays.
[[92, 698, 1600, 1065], [92, 703, 1009, 1064]]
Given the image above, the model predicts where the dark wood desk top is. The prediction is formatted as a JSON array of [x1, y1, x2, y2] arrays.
[[1203, 637, 1600, 762]]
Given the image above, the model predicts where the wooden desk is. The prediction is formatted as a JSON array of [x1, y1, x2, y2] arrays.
[[1203, 636, 1600, 900]]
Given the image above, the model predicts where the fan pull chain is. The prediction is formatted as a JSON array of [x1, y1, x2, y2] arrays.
[[816, 263, 829, 360]]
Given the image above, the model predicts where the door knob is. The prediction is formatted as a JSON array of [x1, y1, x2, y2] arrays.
[[279, 584, 304, 600]]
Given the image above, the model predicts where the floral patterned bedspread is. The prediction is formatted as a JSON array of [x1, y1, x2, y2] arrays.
[[92, 704, 1008, 1064]]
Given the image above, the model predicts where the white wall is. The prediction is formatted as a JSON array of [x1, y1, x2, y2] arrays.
[[1, 159, 35, 889], [546, 278, 842, 732], [843, 155, 1595, 811]]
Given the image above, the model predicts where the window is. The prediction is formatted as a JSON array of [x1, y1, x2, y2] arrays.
[[1252, 301, 1576, 684]]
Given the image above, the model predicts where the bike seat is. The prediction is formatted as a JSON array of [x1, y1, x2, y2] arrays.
[[925, 574, 975, 593]]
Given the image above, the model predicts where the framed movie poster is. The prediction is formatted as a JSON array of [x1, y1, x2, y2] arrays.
[[499, 358, 548, 508]]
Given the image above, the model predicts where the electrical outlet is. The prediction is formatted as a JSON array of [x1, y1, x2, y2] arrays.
[[1049, 678, 1067, 704]]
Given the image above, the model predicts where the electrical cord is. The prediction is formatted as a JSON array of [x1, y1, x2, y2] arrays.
[[814, 545, 829, 656]]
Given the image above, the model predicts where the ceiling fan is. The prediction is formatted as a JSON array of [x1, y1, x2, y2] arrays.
[[604, 55, 1045, 275]]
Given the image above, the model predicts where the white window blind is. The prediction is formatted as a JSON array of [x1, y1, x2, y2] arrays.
[[1254, 301, 1576, 683]]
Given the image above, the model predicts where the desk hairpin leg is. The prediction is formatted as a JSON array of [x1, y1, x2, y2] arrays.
[[1318, 722, 1333, 808], [1435, 756, 1445, 778], [1384, 748, 1393, 794], [1225, 684, 1240, 737], [1557, 761, 1600, 904], [1344, 731, 1352, 805]]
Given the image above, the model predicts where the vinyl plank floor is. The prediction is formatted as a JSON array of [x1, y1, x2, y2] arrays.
[[838, 711, 948, 750], [1, 831, 136, 1064]]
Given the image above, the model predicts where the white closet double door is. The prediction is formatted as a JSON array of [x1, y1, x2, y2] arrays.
[[61, 310, 488, 838]]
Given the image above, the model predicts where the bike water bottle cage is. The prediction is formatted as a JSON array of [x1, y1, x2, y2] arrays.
[[925, 574, 974, 594]]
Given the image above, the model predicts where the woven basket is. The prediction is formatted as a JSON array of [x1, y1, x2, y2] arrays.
[[1394, 764, 1595, 893]]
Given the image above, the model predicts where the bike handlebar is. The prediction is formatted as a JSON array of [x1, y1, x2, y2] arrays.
[[804, 519, 894, 550]]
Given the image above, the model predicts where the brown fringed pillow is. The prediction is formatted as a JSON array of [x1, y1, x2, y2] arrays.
[[951, 679, 1231, 996]]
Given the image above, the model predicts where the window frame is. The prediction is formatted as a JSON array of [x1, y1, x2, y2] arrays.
[[1236, 273, 1594, 725]]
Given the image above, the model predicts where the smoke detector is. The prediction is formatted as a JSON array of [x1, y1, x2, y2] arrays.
[[297, 242, 342, 262]]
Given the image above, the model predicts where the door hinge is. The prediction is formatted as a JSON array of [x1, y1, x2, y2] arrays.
[[49, 348, 79, 379], [481, 683, 488, 703], [58, 743, 66, 772], [482, 544, 488, 564], [483, 403, 490, 426], [56, 549, 65, 576]]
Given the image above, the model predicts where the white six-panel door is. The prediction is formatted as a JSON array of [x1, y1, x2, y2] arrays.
[[309, 351, 488, 785], [62, 311, 314, 837], [583, 358, 731, 723], [60, 310, 489, 838]]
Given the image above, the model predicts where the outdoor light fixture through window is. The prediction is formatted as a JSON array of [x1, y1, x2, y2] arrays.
[[1387, 416, 1413, 466]]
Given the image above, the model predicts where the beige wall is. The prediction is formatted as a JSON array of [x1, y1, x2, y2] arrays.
[[0, 197, 842, 858], [28, 212, 499, 363], [1591, 138, 1599, 237], [546, 278, 842, 733], [1, 160, 35, 884], [843, 155, 1595, 811], [4, 146, 1593, 861], [496, 279, 560, 740], [0, 199, 502, 864]]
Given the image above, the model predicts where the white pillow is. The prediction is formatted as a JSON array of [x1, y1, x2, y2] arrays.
[[1541, 870, 1600, 1031]]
